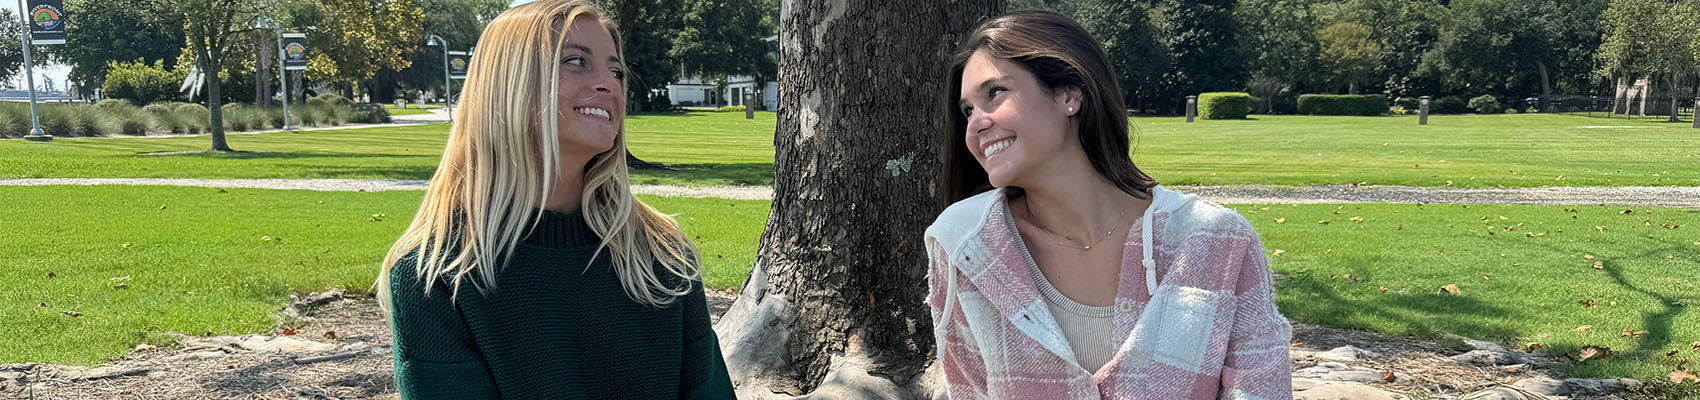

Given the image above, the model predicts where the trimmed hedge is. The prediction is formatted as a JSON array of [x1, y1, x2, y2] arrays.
[[1432, 96, 1469, 114], [1197, 92, 1259, 119], [1297, 94, 1387, 116]]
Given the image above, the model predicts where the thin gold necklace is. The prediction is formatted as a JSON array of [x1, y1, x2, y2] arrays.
[[1023, 199, 1126, 251]]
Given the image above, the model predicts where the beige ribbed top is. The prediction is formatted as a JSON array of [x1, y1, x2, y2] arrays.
[[1006, 211, 1127, 373]]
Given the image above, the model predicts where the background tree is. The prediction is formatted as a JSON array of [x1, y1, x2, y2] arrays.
[[1075, 0, 1168, 112], [594, 0, 687, 112], [713, 0, 999, 398], [1319, 0, 1444, 98], [671, 0, 774, 108], [1421, 0, 1577, 110], [1236, 0, 1321, 112], [0, 9, 25, 85], [46, 0, 185, 98], [393, 0, 504, 104], [148, 0, 271, 152], [1316, 21, 1379, 94], [1149, 0, 1247, 113], [297, 0, 424, 101]]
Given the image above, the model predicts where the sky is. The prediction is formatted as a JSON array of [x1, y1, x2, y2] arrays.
[[2, 1, 73, 92]]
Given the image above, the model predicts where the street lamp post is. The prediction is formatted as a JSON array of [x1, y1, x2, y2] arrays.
[[17, 0, 48, 141], [257, 16, 292, 130], [427, 34, 453, 122]]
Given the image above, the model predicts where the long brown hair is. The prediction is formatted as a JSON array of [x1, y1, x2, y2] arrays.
[[942, 10, 1156, 205]]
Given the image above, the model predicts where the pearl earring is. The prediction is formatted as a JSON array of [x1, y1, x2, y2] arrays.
[[1068, 106, 1074, 113]]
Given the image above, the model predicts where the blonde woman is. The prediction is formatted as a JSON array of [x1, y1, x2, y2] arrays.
[[377, 1, 734, 398]]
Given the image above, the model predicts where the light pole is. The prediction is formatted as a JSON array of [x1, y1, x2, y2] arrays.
[[427, 34, 453, 122], [16, 0, 47, 141], [256, 16, 292, 130]]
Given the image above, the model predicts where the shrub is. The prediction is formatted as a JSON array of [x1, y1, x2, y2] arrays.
[[1393, 97, 1421, 110], [96, 98, 132, 108], [349, 103, 391, 124], [714, 105, 746, 112], [1296, 94, 1387, 116], [142, 104, 173, 115], [102, 59, 186, 105], [1196, 92, 1259, 119], [307, 93, 354, 107], [1468, 95, 1500, 114], [1431, 96, 1469, 114]]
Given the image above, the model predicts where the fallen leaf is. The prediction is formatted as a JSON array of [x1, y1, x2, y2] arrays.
[[159, 205, 167, 210], [1596, 226, 1607, 231], [1275, 218, 1286, 224], [1350, 217, 1364, 222], [1692, 341, 1700, 351], [1662, 224, 1680, 229], [38, 302, 47, 307], [1526, 343, 1546, 352], [1670, 350, 1683, 357], [1579, 300, 1596, 308], [1440, 284, 1461, 294], [1579, 345, 1614, 361], [261, 236, 273, 241], [1585, 254, 1596, 260], [1382, 371, 1397, 383], [47, 272, 56, 278], [1594, 261, 1604, 269], [217, 189, 228, 194], [1499, 216, 1510, 220], [1622, 209, 1634, 214], [280, 328, 298, 336], [1622, 326, 1648, 338], [110, 276, 130, 281], [1483, 274, 1492, 280], [1575, 325, 1592, 332], [1379, 286, 1388, 292], [1318, 220, 1330, 225], [324, 331, 338, 340], [1671, 369, 1699, 383], [120, 242, 133, 248], [64, 311, 82, 318], [1556, 175, 1565, 180], [1271, 249, 1285, 257], [114, 283, 128, 290]]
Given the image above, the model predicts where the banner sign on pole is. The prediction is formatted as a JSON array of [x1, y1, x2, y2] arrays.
[[448, 51, 470, 79], [26, 0, 66, 45], [282, 33, 308, 71]]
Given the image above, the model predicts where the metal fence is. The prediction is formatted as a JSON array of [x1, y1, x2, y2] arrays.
[[1540, 94, 1697, 121]]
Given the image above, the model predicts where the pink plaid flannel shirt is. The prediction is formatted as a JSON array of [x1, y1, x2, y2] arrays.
[[926, 186, 1292, 399]]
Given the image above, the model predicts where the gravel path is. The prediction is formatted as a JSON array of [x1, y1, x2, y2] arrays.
[[3, 179, 1697, 208]]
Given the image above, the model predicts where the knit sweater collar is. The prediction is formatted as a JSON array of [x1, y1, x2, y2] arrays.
[[521, 208, 601, 248]]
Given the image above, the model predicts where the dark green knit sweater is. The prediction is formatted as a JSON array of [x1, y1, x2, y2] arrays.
[[387, 209, 735, 399]]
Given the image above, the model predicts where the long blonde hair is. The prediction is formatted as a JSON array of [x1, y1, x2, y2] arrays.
[[378, 0, 700, 309]]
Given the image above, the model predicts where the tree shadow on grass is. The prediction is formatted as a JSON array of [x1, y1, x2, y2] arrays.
[[1275, 263, 1526, 344]]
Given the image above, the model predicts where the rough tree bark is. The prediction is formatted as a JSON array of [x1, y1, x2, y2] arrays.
[[712, 1, 999, 399], [255, 31, 272, 107]]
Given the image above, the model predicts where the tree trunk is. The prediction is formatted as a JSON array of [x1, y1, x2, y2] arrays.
[[203, 49, 232, 152], [373, 68, 398, 104], [713, 1, 999, 398], [1535, 61, 1550, 113], [255, 32, 272, 107], [1348, 81, 1357, 94]]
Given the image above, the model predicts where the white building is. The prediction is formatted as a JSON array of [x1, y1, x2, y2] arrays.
[[667, 75, 777, 109], [665, 35, 778, 110]]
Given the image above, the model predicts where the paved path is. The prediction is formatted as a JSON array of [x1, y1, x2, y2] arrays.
[[4, 179, 1699, 208]]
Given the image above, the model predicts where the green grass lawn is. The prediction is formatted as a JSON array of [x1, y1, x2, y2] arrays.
[[3, 112, 1696, 188], [1131, 113, 1700, 187], [383, 104, 442, 116], [1242, 202, 1699, 385], [0, 185, 763, 365], [0, 112, 777, 186]]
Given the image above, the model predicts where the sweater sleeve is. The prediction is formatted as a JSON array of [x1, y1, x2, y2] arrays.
[[927, 238, 989, 400], [1219, 229, 1294, 400], [387, 257, 502, 399], [678, 279, 737, 399]]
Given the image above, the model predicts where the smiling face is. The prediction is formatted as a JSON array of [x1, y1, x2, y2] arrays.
[[957, 50, 1081, 189], [554, 15, 625, 160]]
